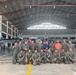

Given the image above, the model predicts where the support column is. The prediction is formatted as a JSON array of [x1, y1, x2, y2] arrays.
[[14, 28, 16, 37], [6, 21, 8, 39], [11, 25, 13, 38], [0, 15, 2, 39], [17, 30, 18, 36], [74, 29, 76, 40]]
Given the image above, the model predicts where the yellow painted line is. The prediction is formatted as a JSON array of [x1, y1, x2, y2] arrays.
[[27, 63, 32, 75]]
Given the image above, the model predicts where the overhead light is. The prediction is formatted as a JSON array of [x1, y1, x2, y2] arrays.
[[54, 6, 56, 9], [67, 14, 69, 17], [31, 15, 32, 17], [49, 15, 51, 17], [12, 15, 14, 17], [4, 5, 7, 8], [27, 22, 66, 30], [30, 6, 32, 9]]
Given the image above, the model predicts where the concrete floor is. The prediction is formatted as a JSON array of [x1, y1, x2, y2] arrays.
[[0, 63, 76, 75], [0, 54, 76, 75]]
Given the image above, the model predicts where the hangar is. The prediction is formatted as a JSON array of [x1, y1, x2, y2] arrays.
[[0, 0, 76, 75]]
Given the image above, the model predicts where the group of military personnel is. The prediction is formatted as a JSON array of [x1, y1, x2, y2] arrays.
[[12, 39, 75, 66]]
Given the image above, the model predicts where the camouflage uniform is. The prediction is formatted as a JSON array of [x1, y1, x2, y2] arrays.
[[40, 51, 47, 64], [22, 43, 29, 56], [46, 51, 52, 63], [32, 53, 40, 65], [53, 52, 60, 64], [30, 44, 35, 53], [66, 51, 75, 64], [50, 43, 55, 54], [60, 51, 67, 64], [62, 42, 68, 52], [18, 44, 23, 52], [34, 43, 43, 53], [26, 52, 32, 64], [12, 45, 19, 64], [17, 52, 25, 64]]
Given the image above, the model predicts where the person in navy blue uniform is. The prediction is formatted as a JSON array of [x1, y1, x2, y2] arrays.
[[43, 40, 50, 51]]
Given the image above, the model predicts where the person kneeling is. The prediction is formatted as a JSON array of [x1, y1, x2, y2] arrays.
[[40, 50, 47, 64], [53, 50, 60, 64], [25, 49, 33, 64], [32, 49, 40, 66], [60, 49, 67, 64], [46, 49, 52, 63], [67, 48, 75, 64], [17, 50, 25, 64]]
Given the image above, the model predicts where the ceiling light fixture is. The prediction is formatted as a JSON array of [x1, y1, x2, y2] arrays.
[[30, 6, 32, 9], [27, 22, 66, 30]]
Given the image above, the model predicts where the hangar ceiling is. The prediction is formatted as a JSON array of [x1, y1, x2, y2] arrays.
[[0, 0, 76, 34]]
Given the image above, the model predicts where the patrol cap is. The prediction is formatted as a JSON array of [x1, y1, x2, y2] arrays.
[[19, 49, 23, 52], [14, 41, 18, 43]]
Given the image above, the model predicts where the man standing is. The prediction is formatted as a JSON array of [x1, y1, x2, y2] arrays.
[[55, 40, 62, 52], [43, 40, 50, 52], [22, 40, 29, 56], [50, 41, 55, 54], [12, 41, 19, 64], [18, 41, 23, 52], [30, 40, 35, 53], [35, 40, 42, 52], [62, 39, 68, 52], [67, 40, 75, 52]]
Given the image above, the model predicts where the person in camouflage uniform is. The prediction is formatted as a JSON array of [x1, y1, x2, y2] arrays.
[[32, 49, 40, 66], [12, 41, 19, 64], [17, 50, 25, 64], [67, 40, 75, 52], [34, 40, 43, 53], [62, 39, 68, 52], [66, 48, 75, 64], [25, 49, 33, 64], [29, 40, 35, 53], [40, 50, 47, 64], [46, 49, 52, 63], [60, 49, 67, 64], [53, 50, 60, 64], [22, 40, 29, 56], [50, 41, 55, 54], [18, 41, 23, 52]]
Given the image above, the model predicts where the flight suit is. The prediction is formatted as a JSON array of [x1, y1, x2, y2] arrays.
[[35, 43, 43, 53], [17, 52, 24, 64], [40, 51, 47, 64], [22, 43, 29, 56], [50, 43, 55, 54], [30, 44, 35, 53], [62, 43, 68, 52], [26, 52, 32, 64], [53, 52, 60, 64], [46, 52, 52, 63], [12, 45, 19, 64], [18, 44, 23, 52], [66, 52, 75, 64], [67, 44, 75, 52], [60, 51, 67, 64], [32, 53, 40, 65]]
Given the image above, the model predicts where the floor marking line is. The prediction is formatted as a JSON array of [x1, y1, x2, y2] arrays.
[[27, 63, 32, 75]]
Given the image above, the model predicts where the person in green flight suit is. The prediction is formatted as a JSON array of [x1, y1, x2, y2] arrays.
[[12, 41, 19, 64]]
